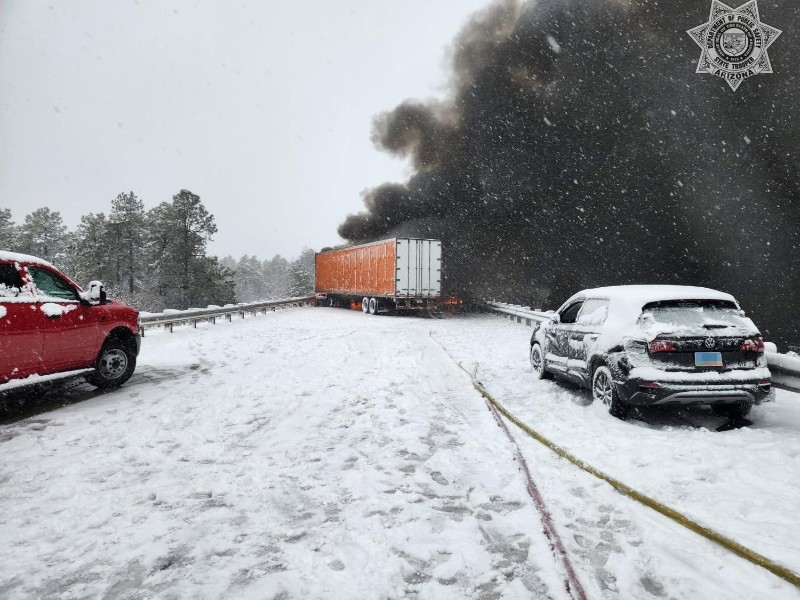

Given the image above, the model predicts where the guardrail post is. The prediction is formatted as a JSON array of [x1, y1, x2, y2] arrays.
[[193, 320, 197, 329], [169, 323, 173, 333]]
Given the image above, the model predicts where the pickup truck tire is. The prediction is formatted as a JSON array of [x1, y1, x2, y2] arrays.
[[86, 339, 136, 389]]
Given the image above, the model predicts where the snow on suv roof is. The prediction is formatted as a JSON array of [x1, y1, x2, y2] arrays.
[[575, 285, 736, 304], [563, 285, 740, 331], [0, 250, 55, 268]]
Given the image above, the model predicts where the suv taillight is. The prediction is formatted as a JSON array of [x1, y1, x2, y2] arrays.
[[648, 340, 676, 353], [741, 338, 765, 353]]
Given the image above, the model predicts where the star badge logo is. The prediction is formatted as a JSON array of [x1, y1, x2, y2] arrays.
[[687, 0, 782, 91]]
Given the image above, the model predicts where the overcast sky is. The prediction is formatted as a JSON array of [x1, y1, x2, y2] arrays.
[[0, 0, 491, 259]]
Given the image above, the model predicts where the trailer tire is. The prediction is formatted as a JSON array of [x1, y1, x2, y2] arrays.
[[368, 297, 377, 315], [362, 297, 369, 313]]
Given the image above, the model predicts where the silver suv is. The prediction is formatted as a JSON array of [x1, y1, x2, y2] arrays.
[[529, 285, 772, 419]]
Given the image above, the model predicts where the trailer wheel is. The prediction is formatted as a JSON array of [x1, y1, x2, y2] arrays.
[[368, 297, 377, 315], [362, 297, 369, 313]]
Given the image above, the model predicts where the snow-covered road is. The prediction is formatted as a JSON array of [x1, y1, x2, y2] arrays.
[[1, 308, 799, 599]]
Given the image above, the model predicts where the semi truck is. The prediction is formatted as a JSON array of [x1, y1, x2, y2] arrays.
[[315, 238, 442, 314]]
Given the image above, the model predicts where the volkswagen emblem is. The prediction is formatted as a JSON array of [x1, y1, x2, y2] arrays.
[[704, 337, 716, 349]]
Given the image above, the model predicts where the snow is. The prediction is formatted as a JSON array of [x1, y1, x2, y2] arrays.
[[550, 285, 760, 348], [39, 302, 77, 317], [628, 365, 770, 383], [1, 308, 798, 599], [566, 284, 737, 309], [0, 305, 5, 319], [0, 369, 93, 393], [0, 250, 55, 268]]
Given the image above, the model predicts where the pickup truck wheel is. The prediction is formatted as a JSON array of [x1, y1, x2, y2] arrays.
[[592, 365, 629, 420], [86, 339, 136, 389], [530, 344, 552, 380]]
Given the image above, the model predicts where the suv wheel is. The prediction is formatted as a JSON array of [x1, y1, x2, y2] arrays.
[[86, 339, 136, 389], [712, 401, 753, 419], [530, 344, 552, 380], [592, 365, 629, 420]]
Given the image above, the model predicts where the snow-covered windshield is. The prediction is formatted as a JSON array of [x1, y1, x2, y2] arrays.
[[638, 299, 757, 335]]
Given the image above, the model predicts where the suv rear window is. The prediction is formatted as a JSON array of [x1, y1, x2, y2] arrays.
[[0, 264, 24, 297], [640, 299, 752, 331]]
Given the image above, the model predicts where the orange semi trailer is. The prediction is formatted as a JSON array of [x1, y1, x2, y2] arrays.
[[315, 238, 442, 314]]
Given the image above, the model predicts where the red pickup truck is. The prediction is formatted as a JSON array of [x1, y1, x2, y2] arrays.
[[0, 251, 141, 388]]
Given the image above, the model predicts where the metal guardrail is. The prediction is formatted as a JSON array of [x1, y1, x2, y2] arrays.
[[764, 352, 800, 393], [487, 301, 551, 325], [139, 296, 315, 335], [486, 301, 800, 393]]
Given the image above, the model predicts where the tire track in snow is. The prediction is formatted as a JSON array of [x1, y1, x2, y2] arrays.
[[428, 332, 588, 600]]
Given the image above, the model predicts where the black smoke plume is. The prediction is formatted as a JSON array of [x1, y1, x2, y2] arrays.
[[338, 0, 800, 347]]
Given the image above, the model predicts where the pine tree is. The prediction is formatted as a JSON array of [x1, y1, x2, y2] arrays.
[[189, 256, 236, 307], [109, 192, 148, 294], [148, 189, 219, 309], [288, 248, 316, 297], [18, 207, 68, 264], [0, 209, 18, 249], [263, 255, 291, 299], [70, 212, 113, 285], [235, 255, 267, 301]]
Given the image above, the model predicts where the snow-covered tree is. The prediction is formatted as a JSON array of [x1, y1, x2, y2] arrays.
[[288, 247, 315, 296], [0, 209, 18, 249], [148, 189, 220, 309], [189, 256, 236, 307], [68, 212, 114, 286], [234, 254, 267, 302], [109, 192, 148, 294], [263, 255, 291, 299], [17, 207, 68, 263]]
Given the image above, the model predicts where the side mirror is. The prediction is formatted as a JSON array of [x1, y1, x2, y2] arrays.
[[549, 313, 560, 324], [80, 280, 107, 305]]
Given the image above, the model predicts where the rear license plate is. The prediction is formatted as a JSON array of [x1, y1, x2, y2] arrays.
[[695, 351, 723, 367]]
